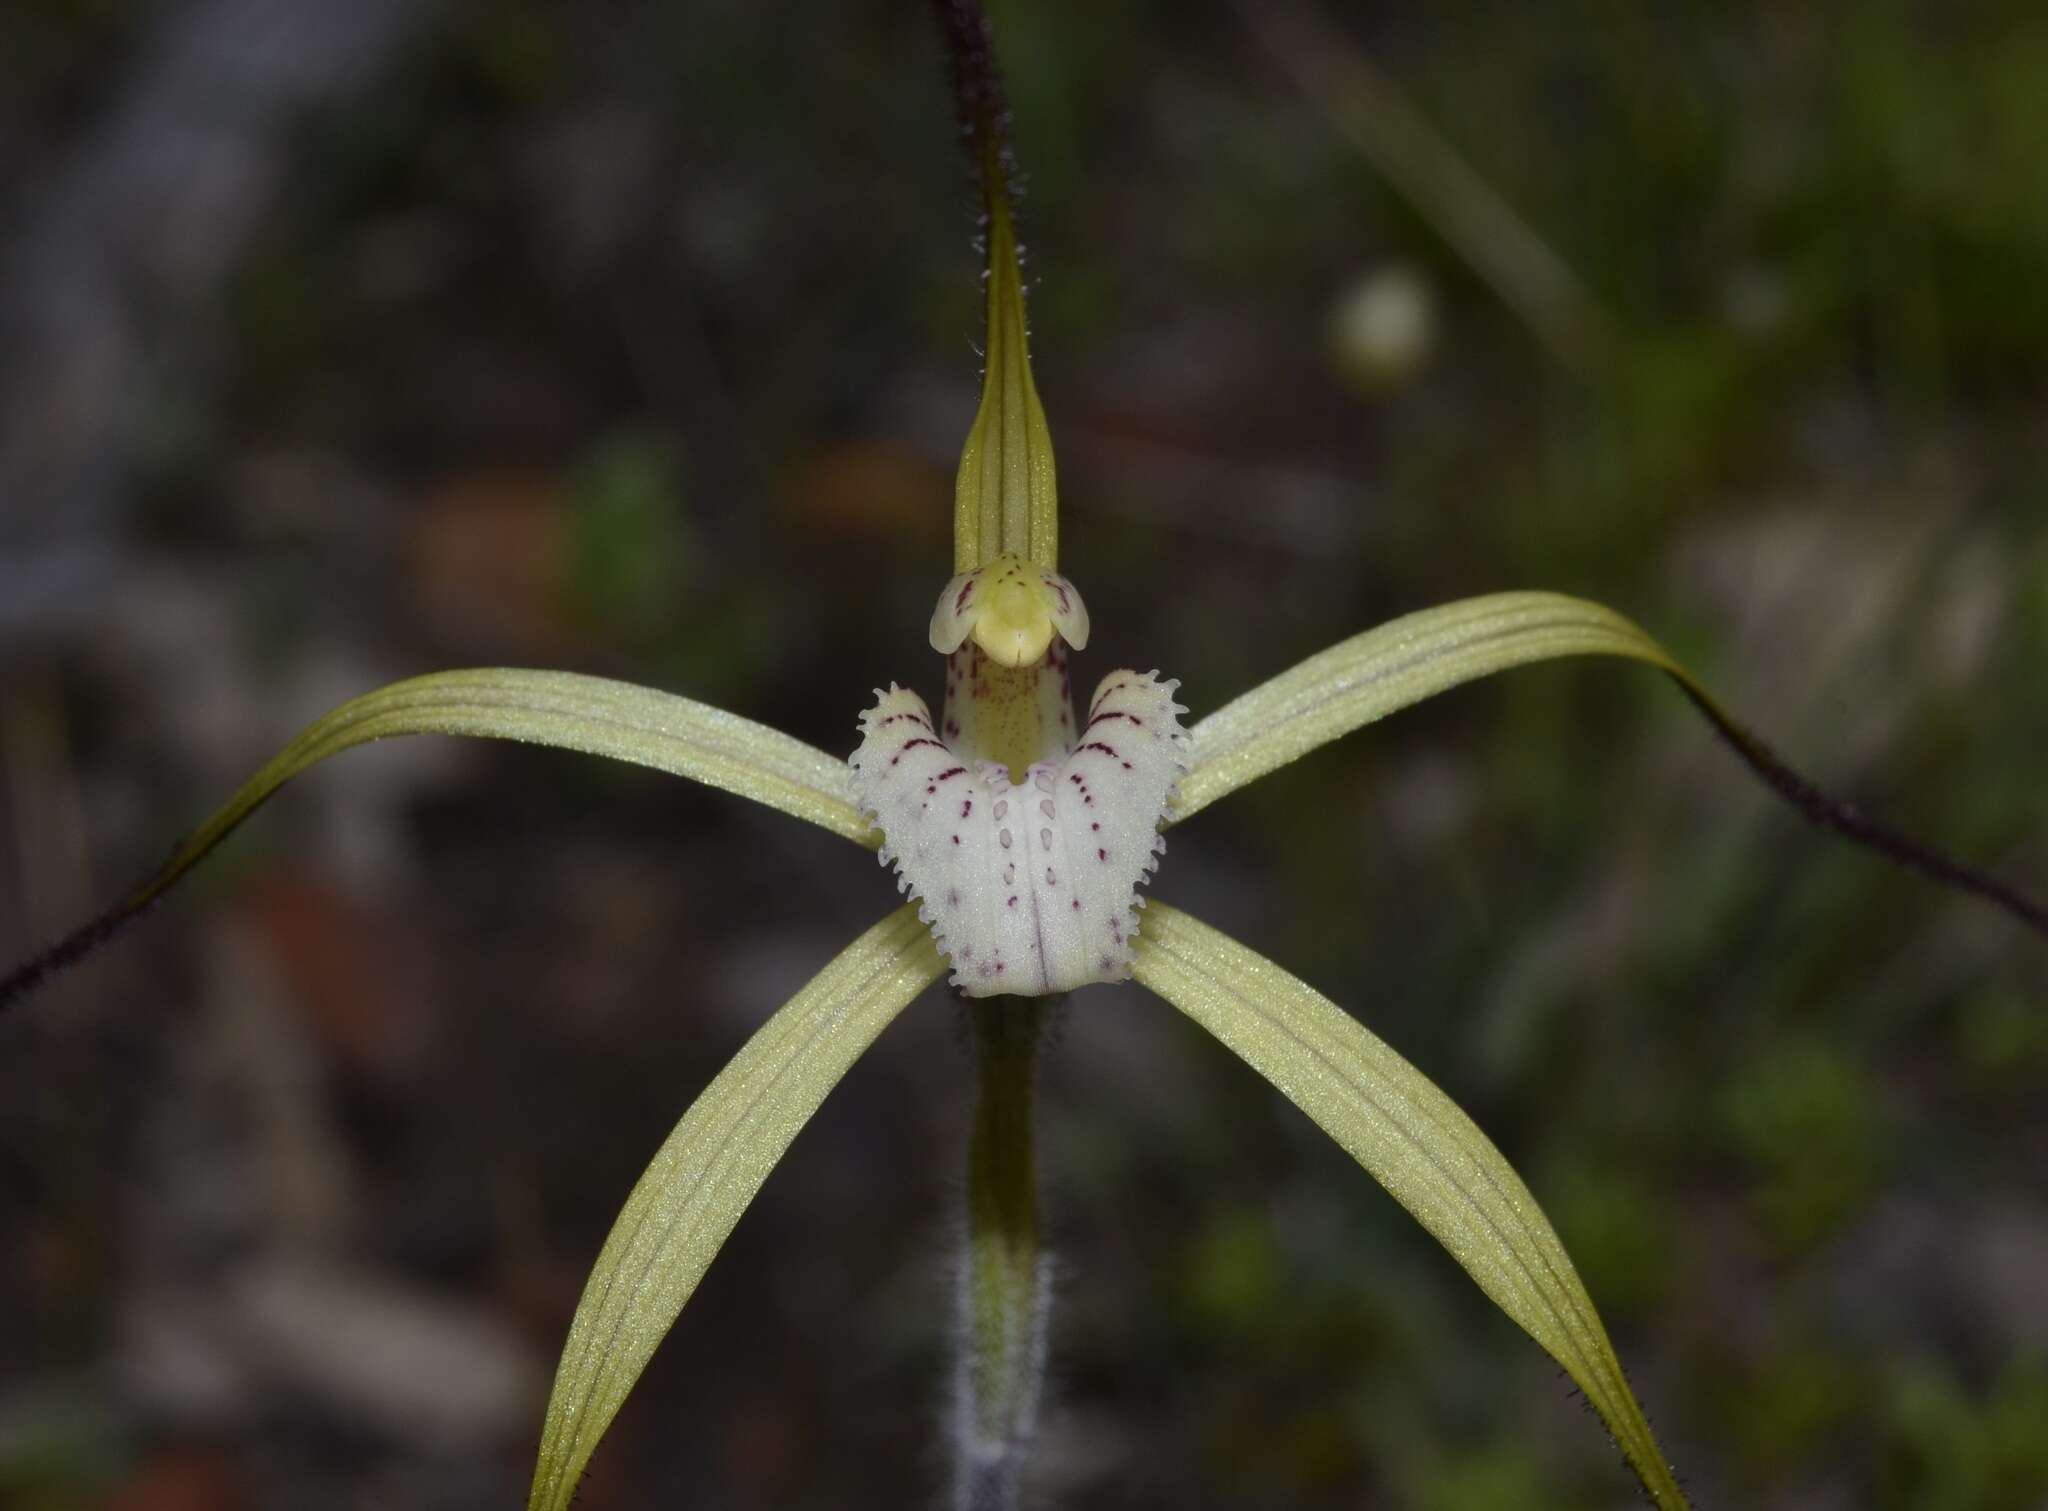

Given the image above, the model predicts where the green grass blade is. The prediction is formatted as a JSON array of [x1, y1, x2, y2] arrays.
[[2, 667, 878, 1011], [528, 902, 945, 1511], [1131, 901, 1689, 1509], [1174, 591, 1677, 824]]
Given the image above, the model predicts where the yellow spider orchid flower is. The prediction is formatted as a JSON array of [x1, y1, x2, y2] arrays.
[[3, 8, 2043, 1511]]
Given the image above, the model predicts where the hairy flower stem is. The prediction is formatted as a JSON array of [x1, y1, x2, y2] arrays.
[[955, 996, 1052, 1511]]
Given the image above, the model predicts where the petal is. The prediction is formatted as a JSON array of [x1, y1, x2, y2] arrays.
[[1166, 592, 2048, 937], [851, 673, 1186, 996], [527, 902, 944, 1511], [4, 668, 876, 1012], [1130, 902, 1690, 1510], [1173, 592, 1677, 824]]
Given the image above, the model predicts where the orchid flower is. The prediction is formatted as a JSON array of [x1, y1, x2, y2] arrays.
[[4, 7, 2044, 1511]]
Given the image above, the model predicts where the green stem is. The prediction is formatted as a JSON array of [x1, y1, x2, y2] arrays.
[[955, 995, 1051, 1511]]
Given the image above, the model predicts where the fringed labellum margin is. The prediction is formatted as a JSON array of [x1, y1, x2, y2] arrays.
[[853, 565, 1184, 997]]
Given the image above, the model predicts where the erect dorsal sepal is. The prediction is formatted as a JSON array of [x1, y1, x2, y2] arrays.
[[850, 670, 1185, 997], [929, 554, 1090, 669]]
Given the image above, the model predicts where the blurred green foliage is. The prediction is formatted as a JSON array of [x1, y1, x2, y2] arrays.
[[563, 432, 689, 641]]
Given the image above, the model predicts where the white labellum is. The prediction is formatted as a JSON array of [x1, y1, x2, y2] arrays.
[[851, 672, 1186, 996]]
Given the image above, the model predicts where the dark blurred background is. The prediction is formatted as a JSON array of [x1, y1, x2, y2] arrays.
[[2, 1, 2045, 1507]]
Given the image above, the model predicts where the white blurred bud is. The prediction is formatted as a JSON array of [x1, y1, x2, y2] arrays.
[[1329, 263, 1437, 393]]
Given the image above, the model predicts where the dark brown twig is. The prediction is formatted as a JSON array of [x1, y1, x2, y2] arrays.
[[1, 867, 168, 1014], [1676, 683, 2048, 937], [930, 0, 1019, 231]]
